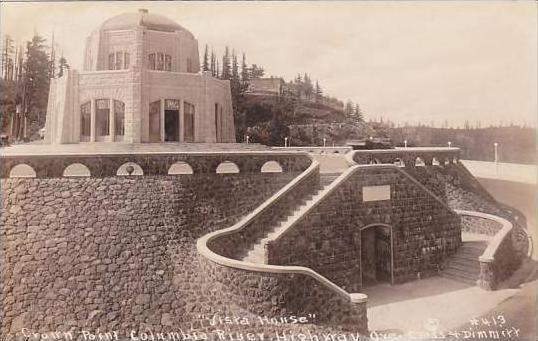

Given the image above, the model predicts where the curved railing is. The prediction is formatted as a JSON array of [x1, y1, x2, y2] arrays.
[[455, 210, 522, 290], [196, 157, 368, 331]]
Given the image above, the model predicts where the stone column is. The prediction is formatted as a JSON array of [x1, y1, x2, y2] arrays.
[[160, 98, 165, 142], [477, 260, 494, 290], [343, 293, 368, 333], [109, 98, 115, 142], [90, 99, 96, 142], [179, 99, 184, 142]]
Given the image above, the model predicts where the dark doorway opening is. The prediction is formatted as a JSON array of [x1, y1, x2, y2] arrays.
[[165, 109, 180, 142], [361, 225, 393, 286]]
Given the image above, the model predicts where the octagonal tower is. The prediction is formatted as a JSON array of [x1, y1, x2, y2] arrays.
[[45, 9, 235, 144]]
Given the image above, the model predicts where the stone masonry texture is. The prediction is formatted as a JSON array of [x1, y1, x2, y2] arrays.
[[0, 173, 296, 338]]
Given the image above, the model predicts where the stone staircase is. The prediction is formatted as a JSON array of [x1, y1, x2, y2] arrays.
[[241, 173, 341, 264], [440, 240, 487, 284]]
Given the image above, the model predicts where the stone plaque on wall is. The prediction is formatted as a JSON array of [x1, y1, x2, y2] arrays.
[[362, 185, 391, 202]]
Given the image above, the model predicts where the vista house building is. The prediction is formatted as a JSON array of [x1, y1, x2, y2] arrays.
[[45, 9, 236, 144]]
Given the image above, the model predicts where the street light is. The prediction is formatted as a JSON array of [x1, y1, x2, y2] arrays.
[[284, 137, 288, 148], [323, 138, 326, 148], [494, 142, 499, 175], [404, 140, 407, 148], [245, 135, 250, 144], [448, 141, 452, 148]]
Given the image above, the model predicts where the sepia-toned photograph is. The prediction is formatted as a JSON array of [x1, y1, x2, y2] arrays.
[[0, 1, 536, 340]]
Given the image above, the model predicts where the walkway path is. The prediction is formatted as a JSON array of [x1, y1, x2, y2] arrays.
[[365, 276, 520, 333]]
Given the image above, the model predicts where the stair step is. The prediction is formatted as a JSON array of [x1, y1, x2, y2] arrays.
[[444, 263, 480, 277], [449, 258, 481, 270], [442, 267, 479, 280], [440, 272, 477, 285]]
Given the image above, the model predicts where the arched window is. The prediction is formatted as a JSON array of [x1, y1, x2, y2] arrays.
[[261, 161, 283, 173], [216, 161, 240, 174], [95, 99, 110, 137], [108, 51, 130, 70], [148, 53, 172, 71], [168, 162, 194, 175], [117, 162, 144, 176], [63, 163, 91, 177], [9, 164, 36, 178]]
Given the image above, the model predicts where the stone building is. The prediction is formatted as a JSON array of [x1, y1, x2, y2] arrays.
[[45, 9, 235, 144]]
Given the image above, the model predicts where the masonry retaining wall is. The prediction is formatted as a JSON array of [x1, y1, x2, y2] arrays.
[[0, 172, 296, 338], [267, 165, 462, 290]]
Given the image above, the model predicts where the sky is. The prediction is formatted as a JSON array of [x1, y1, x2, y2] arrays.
[[1, 1, 537, 127]]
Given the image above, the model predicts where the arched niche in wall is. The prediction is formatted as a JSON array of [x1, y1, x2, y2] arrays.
[[415, 157, 425, 167], [63, 163, 91, 177], [260, 160, 283, 173], [216, 161, 240, 174], [394, 158, 405, 167], [168, 162, 194, 175], [9, 164, 37, 178], [432, 157, 440, 166], [117, 162, 144, 176]]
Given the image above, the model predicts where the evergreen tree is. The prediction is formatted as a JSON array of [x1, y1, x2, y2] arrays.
[[57, 55, 69, 78], [249, 64, 264, 79], [24, 34, 50, 127], [241, 53, 249, 90], [314, 80, 322, 102], [221, 46, 231, 80], [2, 35, 14, 80], [344, 100, 354, 117], [353, 103, 364, 122], [210, 50, 216, 76], [303, 73, 313, 100], [202, 45, 209, 72]]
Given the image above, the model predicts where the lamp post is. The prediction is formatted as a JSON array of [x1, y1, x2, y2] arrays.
[[323, 138, 326, 148], [404, 139, 407, 148], [246, 135, 250, 144], [448, 141, 452, 148], [284, 137, 288, 148], [494, 142, 499, 175]]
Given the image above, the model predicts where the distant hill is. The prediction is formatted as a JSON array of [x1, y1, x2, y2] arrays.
[[388, 126, 536, 164]]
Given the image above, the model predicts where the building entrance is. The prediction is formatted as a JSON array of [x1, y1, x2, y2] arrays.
[[361, 225, 393, 286], [165, 110, 180, 142]]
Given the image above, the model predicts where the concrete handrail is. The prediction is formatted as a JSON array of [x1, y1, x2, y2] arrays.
[[196, 157, 367, 304], [455, 210, 513, 263], [272, 163, 458, 243]]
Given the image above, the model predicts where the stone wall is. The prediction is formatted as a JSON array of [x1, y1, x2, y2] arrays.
[[0, 172, 295, 338], [460, 215, 503, 236], [198, 256, 367, 333], [267, 166, 462, 290]]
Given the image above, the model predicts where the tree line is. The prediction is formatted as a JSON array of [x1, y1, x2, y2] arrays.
[[1, 33, 69, 140]]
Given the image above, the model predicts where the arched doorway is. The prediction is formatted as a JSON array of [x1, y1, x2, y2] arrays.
[[360, 224, 394, 286]]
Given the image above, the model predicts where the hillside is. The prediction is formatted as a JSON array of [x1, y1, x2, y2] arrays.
[[237, 94, 373, 146]]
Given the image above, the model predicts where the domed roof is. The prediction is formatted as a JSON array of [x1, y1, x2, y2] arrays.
[[101, 9, 194, 36]]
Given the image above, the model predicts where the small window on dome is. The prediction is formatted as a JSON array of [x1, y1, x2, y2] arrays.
[[115, 52, 123, 70], [148, 53, 156, 70], [165, 54, 172, 71], [156, 53, 164, 71]]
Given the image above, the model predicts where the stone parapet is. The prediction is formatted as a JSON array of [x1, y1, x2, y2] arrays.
[[348, 147, 460, 167], [455, 210, 524, 290], [1, 151, 312, 178]]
